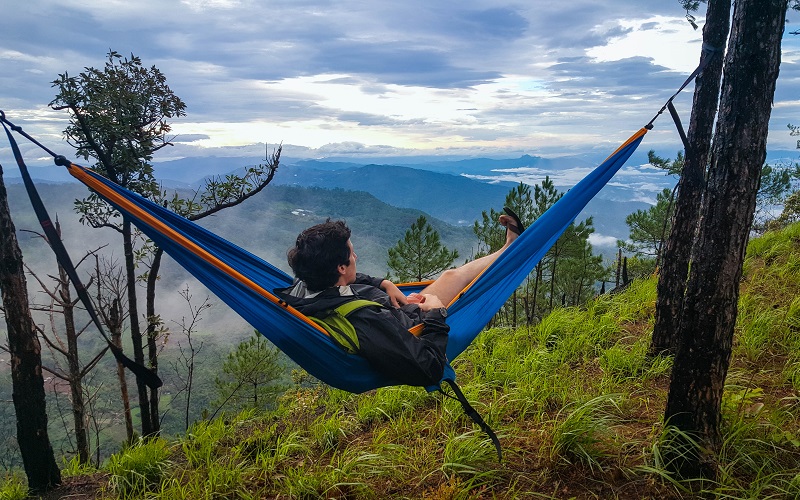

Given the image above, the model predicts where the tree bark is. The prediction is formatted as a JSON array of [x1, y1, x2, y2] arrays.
[[664, 0, 787, 479], [122, 218, 154, 436], [145, 248, 164, 435], [651, 0, 731, 357], [0, 164, 61, 491], [110, 298, 135, 442], [57, 261, 90, 464]]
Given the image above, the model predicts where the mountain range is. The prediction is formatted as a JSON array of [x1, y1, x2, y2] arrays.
[[5, 151, 679, 259]]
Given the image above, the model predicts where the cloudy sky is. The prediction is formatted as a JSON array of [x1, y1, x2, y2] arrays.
[[3, 0, 800, 163]]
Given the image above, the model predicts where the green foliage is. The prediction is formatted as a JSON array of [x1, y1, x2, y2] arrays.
[[553, 217, 608, 307], [441, 430, 501, 484], [354, 385, 432, 426], [600, 338, 672, 384], [387, 215, 459, 282], [768, 189, 800, 231], [755, 161, 800, 232], [106, 438, 171, 498], [621, 187, 675, 259], [180, 416, 231, 467], [61, 454, 97, 478], [51, 50, 186, 180], [0, 474, 27, 500], [211, 332, 288, 415], [550, 395, 621, 471], [647, 149, 685, 175], [51, 50, 186, 226]]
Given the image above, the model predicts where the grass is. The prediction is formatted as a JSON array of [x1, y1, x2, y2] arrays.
[[0, 474, 27, 500], [9, 223, 800, 499]]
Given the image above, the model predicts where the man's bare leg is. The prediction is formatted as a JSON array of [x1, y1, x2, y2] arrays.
[[419, 214, 520, 307]]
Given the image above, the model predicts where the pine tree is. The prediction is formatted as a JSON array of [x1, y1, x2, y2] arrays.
[[387, 215, 458, 282], [620, 188, 675, 260], [212, 333, 287, 414]]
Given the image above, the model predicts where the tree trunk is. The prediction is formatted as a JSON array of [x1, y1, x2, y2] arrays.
[[58, 262, 90, 464], [651, 0, 731, 357], [122, 218, 154, 436], [664, 0, 787, 479], [110, 299, 135, 442], [0, 164, 61, 491], [145, 248, 164, 435]]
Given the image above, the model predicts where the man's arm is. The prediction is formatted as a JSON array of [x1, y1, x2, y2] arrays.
[[354, 273, 407, 307]]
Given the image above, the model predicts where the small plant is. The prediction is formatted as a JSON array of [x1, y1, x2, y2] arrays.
[[311, 415, 347, 453], [441, 430, 503, 490], [106, 438, 171, 498], [255, 430, 309, 471], [180, 414, 232, 466], [0, 474, 28, 500], [600, 338, 672, 384], [61, 455, 97, 478], [355, 386, 431, 426], [550, 394, 621, 471]]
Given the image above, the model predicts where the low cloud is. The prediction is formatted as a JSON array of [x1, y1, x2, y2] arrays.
[[589, 233, 620, 247]]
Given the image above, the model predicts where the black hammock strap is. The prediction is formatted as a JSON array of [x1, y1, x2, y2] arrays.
[[441, 379, 502, 462], [0, 112, 162, 390], [646, 42, 725, 149]]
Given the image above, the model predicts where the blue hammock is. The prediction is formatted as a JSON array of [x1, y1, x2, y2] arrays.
[[56, 128, 646, 393]]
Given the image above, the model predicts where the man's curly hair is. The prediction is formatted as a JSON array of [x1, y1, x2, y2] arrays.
[[287, 219, 352, 291]]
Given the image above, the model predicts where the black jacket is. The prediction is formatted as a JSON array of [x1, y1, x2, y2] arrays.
[[275, 273, 449, 387]]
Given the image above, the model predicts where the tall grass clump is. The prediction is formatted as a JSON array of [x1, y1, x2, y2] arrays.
[[180, 414, 233, 467], [441, 430, 504, 493], [550, 394, 622, 471], [354, 385, 432, 426], [599, 337, 672, 391], [61, 454, 98, 477], [106, 437, 170, 498], [0, 474, 28, 500], [588, 278, 657, 323]]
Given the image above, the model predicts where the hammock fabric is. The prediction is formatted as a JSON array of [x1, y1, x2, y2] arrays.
[[51, 127, 647, 393]]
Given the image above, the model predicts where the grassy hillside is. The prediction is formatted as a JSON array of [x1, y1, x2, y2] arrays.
[[7, 224, 800, 499]]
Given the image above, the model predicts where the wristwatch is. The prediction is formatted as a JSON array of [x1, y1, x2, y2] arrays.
[[437, 307, 448, 318]]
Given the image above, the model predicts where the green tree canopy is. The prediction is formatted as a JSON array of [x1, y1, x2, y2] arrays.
[[212, 332, 288, 414], [51, 50, 187, 220], [387, 215, 458, 282], [621, 188, 675, 259]]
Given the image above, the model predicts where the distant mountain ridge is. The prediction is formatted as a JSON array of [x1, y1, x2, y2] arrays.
[[6, 153, 656, 249], [274, 164, 516, 225]]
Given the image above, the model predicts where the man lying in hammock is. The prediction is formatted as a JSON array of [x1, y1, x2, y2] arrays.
[[275, 210, 523, 387]]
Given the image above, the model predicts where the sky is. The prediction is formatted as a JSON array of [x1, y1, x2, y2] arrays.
[[2, 0, 800, 164]]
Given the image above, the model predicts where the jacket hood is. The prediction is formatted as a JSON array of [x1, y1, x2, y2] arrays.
[[275, 282, 384, 316]]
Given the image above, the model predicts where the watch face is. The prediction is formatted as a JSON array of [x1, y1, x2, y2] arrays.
[[439, 307, 448, 317]]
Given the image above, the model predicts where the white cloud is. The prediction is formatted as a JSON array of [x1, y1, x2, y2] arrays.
[[586, 16, 702, 73], [2, 1, 799, 158], [589, 233, 620, 247]]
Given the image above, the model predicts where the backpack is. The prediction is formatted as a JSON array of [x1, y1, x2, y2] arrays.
[[308, 299, 383, 354]]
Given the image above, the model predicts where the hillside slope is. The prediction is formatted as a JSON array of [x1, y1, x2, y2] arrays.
[[27, 223, 800, 499]]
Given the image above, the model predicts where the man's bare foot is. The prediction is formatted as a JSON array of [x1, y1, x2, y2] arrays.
[[499, 214, 521, 246]]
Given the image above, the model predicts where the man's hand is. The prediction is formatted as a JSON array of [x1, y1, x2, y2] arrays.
[[380, 280, 408, 307], [416, 294, 445, 311]]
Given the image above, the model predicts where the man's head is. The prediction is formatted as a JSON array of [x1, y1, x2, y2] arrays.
[[287, 219, 355, 291]]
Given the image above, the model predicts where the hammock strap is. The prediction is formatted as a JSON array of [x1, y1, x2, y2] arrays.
[[667, 101, 689, 150], [0, 112, 162, 389], [645, 42, 724, 133], [441, 379, 502, 462]]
